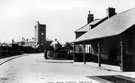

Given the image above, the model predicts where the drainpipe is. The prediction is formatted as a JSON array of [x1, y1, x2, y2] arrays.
[[120, 41, 124, 71], [83, 43, 86, 64], [73, 43, 76, 62], [98, 43, 101, 67]]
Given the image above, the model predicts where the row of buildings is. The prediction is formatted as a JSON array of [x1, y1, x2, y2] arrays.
[[11, 21, 52, 51], [73, 7, 135, 71], [0, 21, 52, 58]]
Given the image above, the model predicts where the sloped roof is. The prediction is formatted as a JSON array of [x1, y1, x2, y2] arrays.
[[46, 38, 53, 41], [73, 8, 135, 43], [75, 19, 101, 32]]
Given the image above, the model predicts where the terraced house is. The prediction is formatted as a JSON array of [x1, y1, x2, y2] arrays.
[[73, 7, 135, 71]]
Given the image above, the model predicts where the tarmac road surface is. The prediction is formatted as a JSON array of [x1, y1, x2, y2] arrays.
[[0, 53, 133, 83]]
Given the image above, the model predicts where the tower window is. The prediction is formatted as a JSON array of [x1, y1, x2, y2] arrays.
[[41, 32, 44, 35]]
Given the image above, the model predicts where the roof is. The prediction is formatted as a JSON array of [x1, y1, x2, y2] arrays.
[[46, 38, 53, 41], [73, 8, 135, 43], [75, 19, 101, 32]]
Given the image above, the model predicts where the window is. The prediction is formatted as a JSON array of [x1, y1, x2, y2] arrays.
[[41, 32, 44, 35]]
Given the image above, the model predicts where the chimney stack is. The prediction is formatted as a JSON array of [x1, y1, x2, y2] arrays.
[[37, 21, 40, 24], [87, 11, 94, 24], [106, 7, 116, 18]]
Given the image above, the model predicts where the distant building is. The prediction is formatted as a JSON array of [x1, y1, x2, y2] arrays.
[[35, 21, 46, 50], [11, 39, 36, 48], [44, 38, 53, 50], [21, 40, 36, 48], [4, 21, 52, 52]]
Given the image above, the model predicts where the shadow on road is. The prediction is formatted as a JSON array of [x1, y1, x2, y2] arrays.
[[36, 59, 73, 63], [44, 61, 73, 63]]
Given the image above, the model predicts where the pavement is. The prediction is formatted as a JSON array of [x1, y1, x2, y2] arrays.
[[0, 53, 135, 83]]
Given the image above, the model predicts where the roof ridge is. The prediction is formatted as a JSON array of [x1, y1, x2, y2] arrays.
[[75, 24, 88, 32], [111, 7, 135, 18], [73, 7, 135, 43], [75, 19, 102, 32], [75, 8, 135, 33]]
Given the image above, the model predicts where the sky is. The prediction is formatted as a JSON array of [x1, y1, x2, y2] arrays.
[[0, 0, 135, 44]]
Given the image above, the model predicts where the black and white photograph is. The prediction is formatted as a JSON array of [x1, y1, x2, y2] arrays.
[[0, 0, 135, 83]]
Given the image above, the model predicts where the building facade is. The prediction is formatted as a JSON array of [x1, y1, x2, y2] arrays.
[[74, 7, 116, 61], [73, 7, 135, 71]]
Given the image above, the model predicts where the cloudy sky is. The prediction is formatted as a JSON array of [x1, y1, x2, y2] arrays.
[[0, 0, 135, 44]]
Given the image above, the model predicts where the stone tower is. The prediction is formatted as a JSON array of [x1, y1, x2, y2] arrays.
[[35, 21, 46, 50]]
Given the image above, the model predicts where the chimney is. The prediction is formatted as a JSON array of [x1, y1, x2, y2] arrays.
[[87, 11, 94, 24], [106, 7, 116, 17], [37, 21, 40, 25]]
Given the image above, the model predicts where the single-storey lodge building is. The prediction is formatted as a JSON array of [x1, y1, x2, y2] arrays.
[[73, 7, 135, 71]]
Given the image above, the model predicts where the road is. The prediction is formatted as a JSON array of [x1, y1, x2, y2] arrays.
[[0, 53, 132, 83]]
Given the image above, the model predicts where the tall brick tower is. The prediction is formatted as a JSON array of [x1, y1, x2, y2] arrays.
[[35, 21, 46, 50]]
